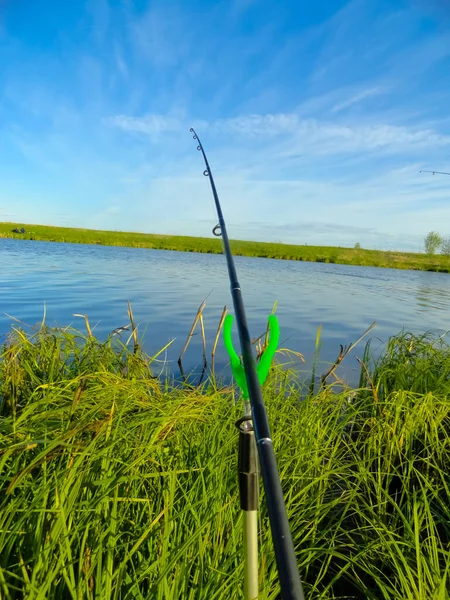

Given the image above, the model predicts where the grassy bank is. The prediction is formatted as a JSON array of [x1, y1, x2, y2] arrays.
[[1, 322, 450, 598], [2, 221, 449, 273]]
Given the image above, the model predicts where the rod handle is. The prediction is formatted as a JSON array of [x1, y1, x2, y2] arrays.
[[238, 425, 259, 511]]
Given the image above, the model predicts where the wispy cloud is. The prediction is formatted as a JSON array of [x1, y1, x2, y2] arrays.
[[125, 4, 193, 69], [331, 87, 385, 112], [113, 42, 128, 79], [108, 111, 450, 154], [106, 114, 181, 134]]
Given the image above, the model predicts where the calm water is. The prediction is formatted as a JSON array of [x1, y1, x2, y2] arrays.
[[1, 238, 450, 385]]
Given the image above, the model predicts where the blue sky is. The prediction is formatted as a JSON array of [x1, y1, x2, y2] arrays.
[[1, 0, 449, 250]]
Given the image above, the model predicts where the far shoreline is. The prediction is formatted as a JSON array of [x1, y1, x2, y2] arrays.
[[1, 221, 449, 274]]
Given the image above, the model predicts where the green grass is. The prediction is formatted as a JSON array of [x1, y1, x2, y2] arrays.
[[2, 221, 450, 273], [1, 322, 450, 598]]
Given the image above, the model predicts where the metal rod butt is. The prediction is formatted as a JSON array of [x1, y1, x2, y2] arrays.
[[243, 510, 259, 600]]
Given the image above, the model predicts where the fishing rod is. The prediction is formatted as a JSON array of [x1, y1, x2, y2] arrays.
[[190, 127, 305, 600], [420, 170, 450, 176]]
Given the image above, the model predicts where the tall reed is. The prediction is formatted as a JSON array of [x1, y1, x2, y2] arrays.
[[1, 324, 449, 599]]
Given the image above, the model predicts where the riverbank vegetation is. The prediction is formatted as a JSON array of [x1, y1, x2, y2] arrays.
[[2, 221, 450, 273], [1, 316, 449, 598]]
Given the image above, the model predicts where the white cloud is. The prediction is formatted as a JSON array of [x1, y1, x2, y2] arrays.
[[107, 111, 450, 155]]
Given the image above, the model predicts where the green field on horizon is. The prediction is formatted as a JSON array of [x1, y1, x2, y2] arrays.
[[1, 220, 449, 273]]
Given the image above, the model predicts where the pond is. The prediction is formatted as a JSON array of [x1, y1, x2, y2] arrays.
[[1, 238, 450, 386]]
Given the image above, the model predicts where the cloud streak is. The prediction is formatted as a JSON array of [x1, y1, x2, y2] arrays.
[[331, 87, 385, 112]]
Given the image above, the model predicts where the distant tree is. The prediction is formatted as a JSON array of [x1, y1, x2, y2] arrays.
[[441, 237, 450, 256], [354, 242, 361, 249], [424, 231, 443, 255]]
